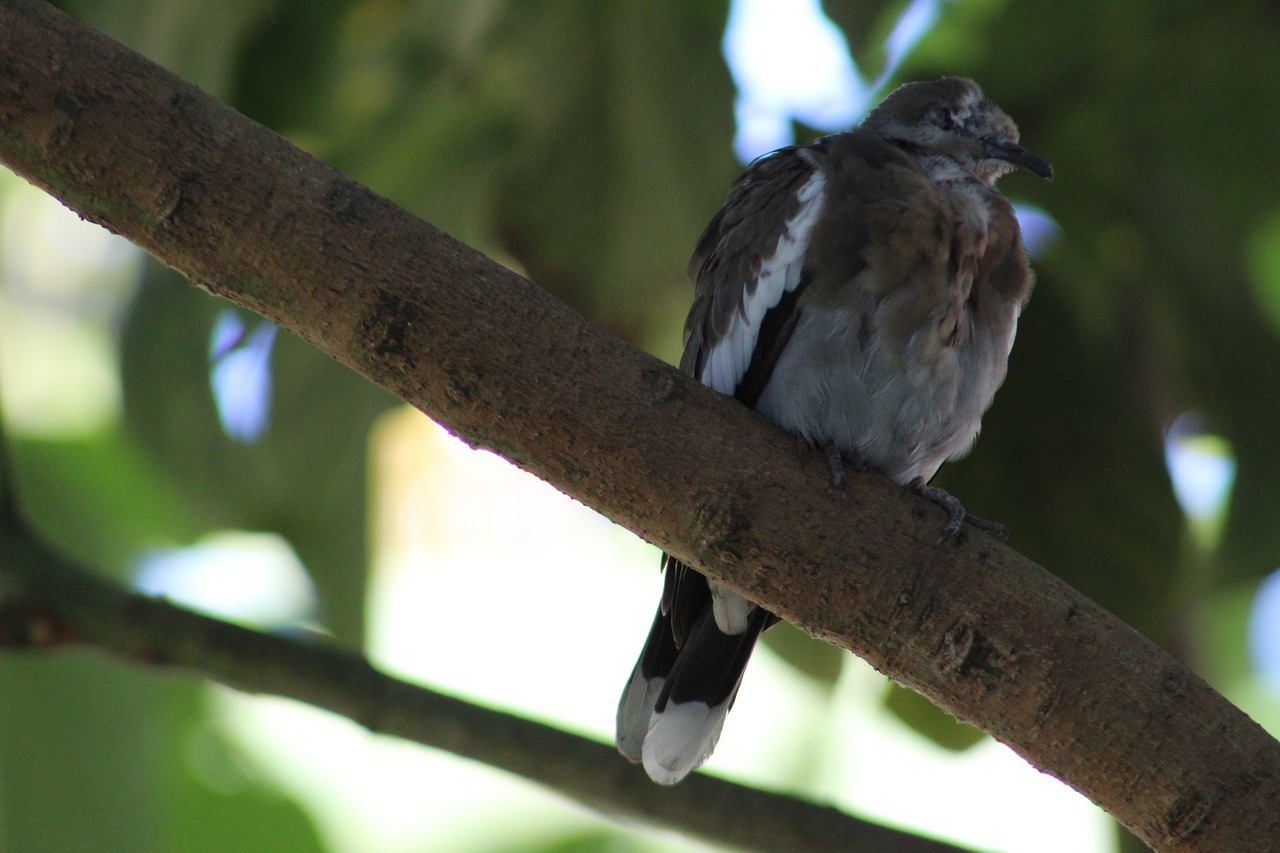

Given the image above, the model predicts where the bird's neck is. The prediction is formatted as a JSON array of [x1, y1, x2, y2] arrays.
[[916, 153, 988, 187]]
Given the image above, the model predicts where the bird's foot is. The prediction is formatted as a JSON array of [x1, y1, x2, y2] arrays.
[[907, 477, 1008, 543], [809, 440, 869, 494], [822, 440, 847, 491]]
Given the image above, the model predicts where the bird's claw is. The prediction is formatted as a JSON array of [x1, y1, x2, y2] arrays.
[[907, 477, 1008, 543], [814, 440, 871, 495], [822, 441, 847, 491]]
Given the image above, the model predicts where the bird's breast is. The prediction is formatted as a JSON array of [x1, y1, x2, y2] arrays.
[[753, 217, 1020, 485]]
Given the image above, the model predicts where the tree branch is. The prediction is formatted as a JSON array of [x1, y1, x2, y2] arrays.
[[0, 1, 1277, 850]]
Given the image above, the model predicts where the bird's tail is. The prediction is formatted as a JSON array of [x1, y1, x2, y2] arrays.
[[616, 603, 770, 784]]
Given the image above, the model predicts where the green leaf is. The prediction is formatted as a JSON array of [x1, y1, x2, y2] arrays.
[[762, 621, 846, 690], [13, 429, 202, 578], [0, 656, 323, 853], [120, 262, 399, 642], [883, 682, 986, 752]]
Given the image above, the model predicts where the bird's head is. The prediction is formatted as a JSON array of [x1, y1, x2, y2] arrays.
[[865, 77, 1053, 184]]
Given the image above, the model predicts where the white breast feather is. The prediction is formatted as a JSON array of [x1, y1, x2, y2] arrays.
[[698, 170, 827, 395]]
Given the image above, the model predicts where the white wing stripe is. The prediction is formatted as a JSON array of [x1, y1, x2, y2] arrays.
[[699, 169, 827, 396]]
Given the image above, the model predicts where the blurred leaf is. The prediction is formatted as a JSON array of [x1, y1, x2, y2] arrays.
[[485, 0, 738, 344], [1199, 580, 1259, 692], [505, 829, 646, 853], [12, 429, 202, 578], [822, 0, 902, 70], [120, 262, 398, 643], [0, 657, 172, 853], [762, 620, 846, 690], [231, 0, 355, 132], [166, 691, 326, 853], [883, 682, 986, 752], [1245, 210, 1280, 332], [0, 656, 323, 853], [53, 0, 276, 98]]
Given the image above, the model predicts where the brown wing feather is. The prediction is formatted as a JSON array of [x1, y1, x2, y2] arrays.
[[681, 147, 819, 381]]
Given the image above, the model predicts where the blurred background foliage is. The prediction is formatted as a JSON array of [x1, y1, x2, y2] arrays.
[[3, 0, 1280, 851]]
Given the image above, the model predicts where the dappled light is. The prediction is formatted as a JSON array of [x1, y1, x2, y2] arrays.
[[1250, 570, 1280, 687], [0, 173, 139, 436], [1013, 203, 1061, 258], [723, 0, 864, 160], [208, 311, 278, 444], [134, 531, 318, 628], [1164, 412, 1236, 552], [724, 0, 955, 162]]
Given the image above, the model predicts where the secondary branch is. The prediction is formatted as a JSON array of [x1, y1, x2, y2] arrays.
[[0, 513, 974, 853]]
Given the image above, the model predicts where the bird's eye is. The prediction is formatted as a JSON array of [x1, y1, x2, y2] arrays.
[[927, 106, 963, 131]]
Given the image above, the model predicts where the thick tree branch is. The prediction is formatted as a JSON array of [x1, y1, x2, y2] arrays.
[[0, 512, 973, 853], [0, 1, 1277, 850]]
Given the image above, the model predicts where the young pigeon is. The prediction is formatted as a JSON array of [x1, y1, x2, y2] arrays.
[[616, 77, 1052, 785]]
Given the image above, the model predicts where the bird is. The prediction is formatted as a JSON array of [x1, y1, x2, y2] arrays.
[[615, 76, 1052, 785]]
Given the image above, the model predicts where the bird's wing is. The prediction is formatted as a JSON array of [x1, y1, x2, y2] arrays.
[[659, 146, 828, 646], [682, 145, 827, 406]]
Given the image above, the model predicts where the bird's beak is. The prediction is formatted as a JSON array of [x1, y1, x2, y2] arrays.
[[985, 139, 1053, 179]]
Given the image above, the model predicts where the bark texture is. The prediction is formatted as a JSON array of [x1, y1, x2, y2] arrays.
[[0, 1, 1277, 850]]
